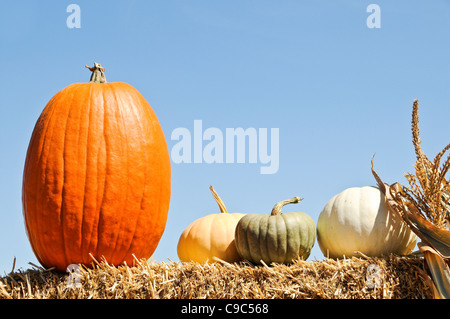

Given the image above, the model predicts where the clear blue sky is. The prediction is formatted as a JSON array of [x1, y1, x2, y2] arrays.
[[1, 0, 450, 274]]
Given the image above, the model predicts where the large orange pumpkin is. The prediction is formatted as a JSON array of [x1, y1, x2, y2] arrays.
[[22, 63, 171, 272]]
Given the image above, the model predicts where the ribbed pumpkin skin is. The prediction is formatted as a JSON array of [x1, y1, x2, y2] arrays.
[[177, 212, 244, 263], [235, 211, 316, 265], [22, 81, 171, 272], [317, 186, 417, 259]]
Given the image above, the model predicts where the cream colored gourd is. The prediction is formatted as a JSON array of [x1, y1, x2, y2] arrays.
[[177, 186, 244, 263], [317, 186, 417, 259]]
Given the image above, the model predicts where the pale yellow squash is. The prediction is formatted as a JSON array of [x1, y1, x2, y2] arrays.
[[177, 186, 244, 263]]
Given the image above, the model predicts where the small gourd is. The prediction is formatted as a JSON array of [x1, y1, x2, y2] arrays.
[[234, 197, 316, 265], [177, 186, 244, 263]]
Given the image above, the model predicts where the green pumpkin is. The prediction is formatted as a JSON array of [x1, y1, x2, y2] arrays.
[[234, 197, 316, 265]]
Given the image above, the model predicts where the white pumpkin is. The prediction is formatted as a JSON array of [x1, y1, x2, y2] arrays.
[[317, 186, 417, 259]]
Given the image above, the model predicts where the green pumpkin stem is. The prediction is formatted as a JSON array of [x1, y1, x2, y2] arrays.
[[85, 62, 107, 83], [210, 185, 228, 214], [270, 197, 302, 216]]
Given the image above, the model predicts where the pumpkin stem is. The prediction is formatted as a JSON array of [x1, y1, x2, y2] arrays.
[[209, 185, 228, 214], [85, 62, 107, 83], [270, 197, 302, 216]]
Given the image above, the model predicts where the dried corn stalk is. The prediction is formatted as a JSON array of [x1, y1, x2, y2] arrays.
[[371, 99, 450, 299]]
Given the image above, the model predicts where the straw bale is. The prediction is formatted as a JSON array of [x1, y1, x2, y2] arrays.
[[0, 254, 434, 299]]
